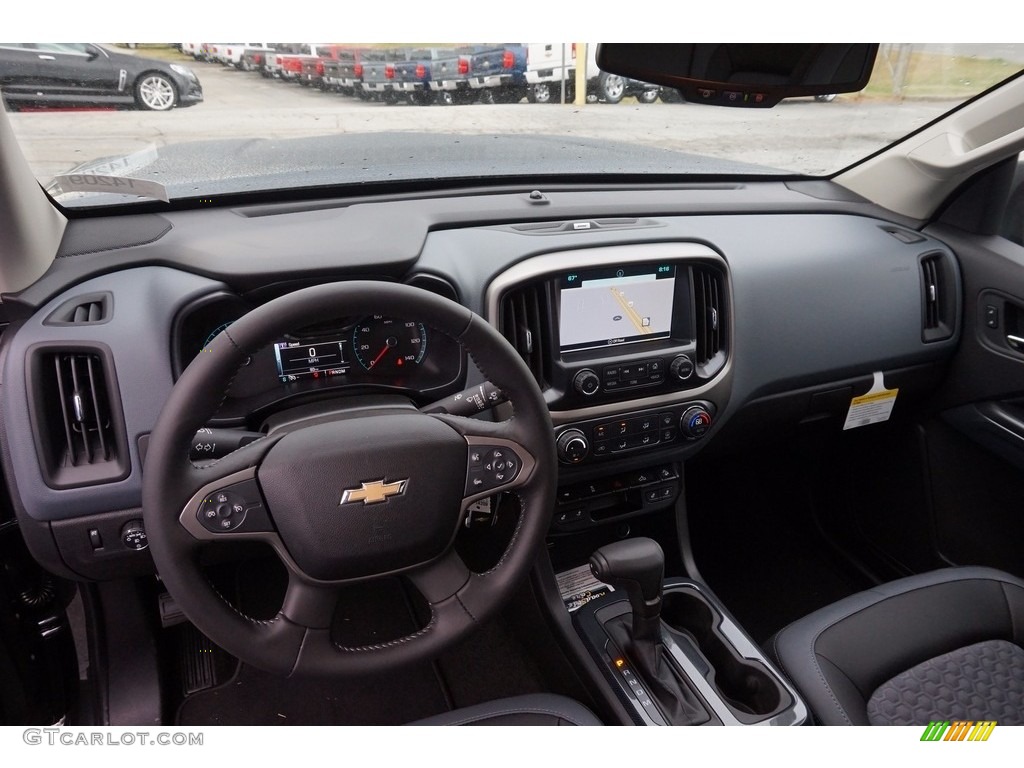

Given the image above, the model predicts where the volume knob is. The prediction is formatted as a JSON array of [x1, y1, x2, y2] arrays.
[[573, 369, 600, 397]]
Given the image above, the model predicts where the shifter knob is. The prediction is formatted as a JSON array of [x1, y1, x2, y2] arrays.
[[589, 537, 665, 620]]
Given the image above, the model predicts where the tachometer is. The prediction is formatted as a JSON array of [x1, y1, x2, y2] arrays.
[[352, 316, 427, 374]]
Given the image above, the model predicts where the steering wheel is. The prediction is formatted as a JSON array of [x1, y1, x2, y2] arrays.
[[142, 282, 555, 676]]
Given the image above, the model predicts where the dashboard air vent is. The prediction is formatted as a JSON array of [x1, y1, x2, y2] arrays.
[[499, 283, 551, 386], [693, 265, 727, 376], [28, 347, 129, 489], [43, 292, 113, 326], [920, 251, 954, 343]]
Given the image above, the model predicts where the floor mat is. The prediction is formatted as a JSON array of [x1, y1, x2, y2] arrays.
[[175, 574, 452, 725], [176, 661, 449, 726], [686, 445, 872, 644], [174, 572, 553, 725]]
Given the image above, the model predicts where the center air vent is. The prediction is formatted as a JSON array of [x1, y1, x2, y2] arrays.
[[499, 283, 552, 387], [28, 346, 130, 489], [692, 265, 728, 377]]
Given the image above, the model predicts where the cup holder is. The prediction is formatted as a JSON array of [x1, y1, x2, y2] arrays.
[[661, 589, 783, 717]]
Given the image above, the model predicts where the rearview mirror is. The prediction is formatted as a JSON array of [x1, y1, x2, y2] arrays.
[[596, 44, 878, 108]]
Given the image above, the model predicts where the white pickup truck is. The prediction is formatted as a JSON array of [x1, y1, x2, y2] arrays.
[[525, 43, 660, 104], [204, 43, 272, 69]]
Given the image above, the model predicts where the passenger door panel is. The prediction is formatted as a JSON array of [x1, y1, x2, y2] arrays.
[[922, 221, 1024, 575]]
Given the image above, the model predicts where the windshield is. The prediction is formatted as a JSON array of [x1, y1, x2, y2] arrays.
[[3, 42, 1023, 207]]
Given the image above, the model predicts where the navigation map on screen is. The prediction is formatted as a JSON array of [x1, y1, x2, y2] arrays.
[[559, 266, 675, 352]]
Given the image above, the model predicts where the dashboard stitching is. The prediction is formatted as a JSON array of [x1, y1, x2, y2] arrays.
[[332, 607, 436, 652]]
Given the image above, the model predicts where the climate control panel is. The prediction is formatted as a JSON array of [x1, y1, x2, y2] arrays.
[[555, 401, 716, 465]]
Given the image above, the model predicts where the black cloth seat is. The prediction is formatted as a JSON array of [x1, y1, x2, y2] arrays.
[[409, 693, 602, 726], [768, 567, 1024, 725]]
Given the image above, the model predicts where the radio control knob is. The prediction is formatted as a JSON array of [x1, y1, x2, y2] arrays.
[[557, 429, 590, 464], [573, 369, 601, 397], [670, 354, 694, 381], [679, 406, 713, 439]]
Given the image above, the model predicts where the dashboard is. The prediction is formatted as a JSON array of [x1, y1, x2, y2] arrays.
[[0, 183, 962, 581]]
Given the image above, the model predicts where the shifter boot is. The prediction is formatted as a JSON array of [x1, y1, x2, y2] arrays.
[[605, 614, 710, 725]]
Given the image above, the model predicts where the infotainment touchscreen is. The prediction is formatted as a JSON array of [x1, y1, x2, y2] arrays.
[[558, 264, 676, 353]]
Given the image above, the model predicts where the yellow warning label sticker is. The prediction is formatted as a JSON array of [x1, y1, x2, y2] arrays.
[[843, 372, 898, 430]]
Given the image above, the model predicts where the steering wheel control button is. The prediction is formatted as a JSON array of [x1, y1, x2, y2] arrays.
[[196, 478, 271, 533], [198, 492, 247, 532], [466, 444, 523, 494]]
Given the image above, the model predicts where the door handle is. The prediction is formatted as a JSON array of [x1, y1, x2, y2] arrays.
[[37, 55, 56, 61]]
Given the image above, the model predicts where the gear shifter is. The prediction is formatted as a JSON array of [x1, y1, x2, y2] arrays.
[[590, 537, 709, 725], [589, 537, 664, 668]]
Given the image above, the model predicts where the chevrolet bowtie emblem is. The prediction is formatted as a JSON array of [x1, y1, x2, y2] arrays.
[[339, 479, 409, 506]]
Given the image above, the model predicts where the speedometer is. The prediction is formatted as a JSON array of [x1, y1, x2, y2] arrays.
[[352, 316, 428, 374], [201, 321, 234, 354]]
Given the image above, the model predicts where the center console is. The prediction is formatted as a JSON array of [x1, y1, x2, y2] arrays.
[[572, 538, 808, 727], [488, 244, 799, 725]]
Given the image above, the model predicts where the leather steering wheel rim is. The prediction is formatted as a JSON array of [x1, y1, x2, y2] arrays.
[[142, 281, 555, 676]]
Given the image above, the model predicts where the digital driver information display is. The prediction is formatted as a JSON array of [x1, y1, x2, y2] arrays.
[[558, 265, 676, 352], [273, 339, 349, 382]]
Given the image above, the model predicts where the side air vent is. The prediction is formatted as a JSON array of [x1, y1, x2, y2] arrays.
[[28, 346, 130, 489], [499, 283, 551, 387], [920, 251, 954, 343], [693, 265, 728, 376], [43, 292, 113, 326]]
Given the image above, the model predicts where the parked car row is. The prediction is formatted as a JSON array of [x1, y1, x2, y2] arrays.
[[180, 42, 665, 106]]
